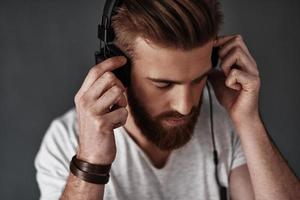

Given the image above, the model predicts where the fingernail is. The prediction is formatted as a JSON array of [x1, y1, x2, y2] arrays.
[[119, 56, 127, 63]]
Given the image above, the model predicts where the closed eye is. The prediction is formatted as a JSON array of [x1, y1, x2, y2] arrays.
[[154, 82, 172, 89], [154, 77, 206, 89]]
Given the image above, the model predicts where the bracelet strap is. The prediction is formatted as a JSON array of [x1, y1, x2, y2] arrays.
[[72, 155, 111, 174], [69, 155, 111, 184]]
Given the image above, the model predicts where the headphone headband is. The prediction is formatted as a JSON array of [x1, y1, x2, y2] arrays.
[[98, 0, 123, 43]]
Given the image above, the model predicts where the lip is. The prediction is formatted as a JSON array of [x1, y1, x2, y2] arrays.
[[164, 118, 189, 125]]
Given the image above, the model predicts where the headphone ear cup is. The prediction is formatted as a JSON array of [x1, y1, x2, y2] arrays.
[[211, 47, 220, 68], [94, 44, 131, 87], [95, 49, 107, 65]]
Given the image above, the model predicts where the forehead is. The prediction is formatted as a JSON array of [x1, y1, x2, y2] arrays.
[[132, 37, 214, 77]]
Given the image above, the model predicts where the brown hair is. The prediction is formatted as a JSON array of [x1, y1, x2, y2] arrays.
[[112, 0, 223, 59]]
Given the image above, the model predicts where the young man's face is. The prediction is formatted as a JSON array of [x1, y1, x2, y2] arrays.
[[126, 37, 214, 150]]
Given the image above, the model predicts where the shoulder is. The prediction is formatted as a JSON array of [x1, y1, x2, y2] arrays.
[[50, 107, 78, 140], [35, 107, 79, 175], [34, 107, 79, 198], [45, 107, 79, 150], [53, 107, 78, 135]]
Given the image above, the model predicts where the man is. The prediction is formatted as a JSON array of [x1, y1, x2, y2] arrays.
[[35, 0, 300, 199]]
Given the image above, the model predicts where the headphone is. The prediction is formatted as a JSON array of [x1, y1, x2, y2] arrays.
[[95, 0, 131, 87], [95, 1, 227, 199]]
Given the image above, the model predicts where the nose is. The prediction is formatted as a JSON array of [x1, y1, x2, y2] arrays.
[[170, 86, 194, 116]]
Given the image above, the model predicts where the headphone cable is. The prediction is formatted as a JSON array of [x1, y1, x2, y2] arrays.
[[206, 81, 227, 200]]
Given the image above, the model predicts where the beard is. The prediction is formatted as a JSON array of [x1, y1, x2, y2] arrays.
[[126, 86, 202, 151]]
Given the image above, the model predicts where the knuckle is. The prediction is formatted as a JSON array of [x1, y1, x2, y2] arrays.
[[231, 68, 239, 76], [74, 93, 80, 104], [112, 86, 122, 95], [89, 67, 100, 76], [253, 62, 259, 72], [252, 61, 257, 68], [225, 78, 231, 87], [77, 95, 88, 108], [254, 76, 261, 85], [235, 34, 243, 41], [103, 71, 115, 82], [233, 47, 242, 54], [88, 67, 102, 80], [256, 69, 260, 76]]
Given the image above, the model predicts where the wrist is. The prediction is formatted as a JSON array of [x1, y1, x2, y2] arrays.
[[77, 150, 115, 165], [231, 109, 261, 128], [70, 155, 111, 185], [232, 113, 266, 138]]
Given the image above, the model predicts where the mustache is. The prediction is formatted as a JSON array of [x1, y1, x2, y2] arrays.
[[156, 106, 199, 120], [156, 94, 203, 121]]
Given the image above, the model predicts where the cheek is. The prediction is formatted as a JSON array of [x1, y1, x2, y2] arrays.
[[141, 89, 170, 117], [195, 78, 208, 92], [194, 78, 208, 101], [186, 77, 208, 97], [144, 90, 168, 115], [130, 78, 166, 114]]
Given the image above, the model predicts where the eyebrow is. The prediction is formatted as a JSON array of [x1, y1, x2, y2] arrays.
[[146, 67, 213, 84]]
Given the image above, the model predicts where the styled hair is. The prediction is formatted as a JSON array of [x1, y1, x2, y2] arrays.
[[112, 0, 223, 59]]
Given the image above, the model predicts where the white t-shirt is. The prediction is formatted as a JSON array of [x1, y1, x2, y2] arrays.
[[34, 82, 246, 200]]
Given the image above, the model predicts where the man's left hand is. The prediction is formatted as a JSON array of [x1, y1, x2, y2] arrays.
[[208, 34, 261, 123]]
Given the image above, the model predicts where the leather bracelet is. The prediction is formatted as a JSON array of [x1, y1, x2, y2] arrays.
[[72, 155, 111, 174], [70, 159, 110, 184]]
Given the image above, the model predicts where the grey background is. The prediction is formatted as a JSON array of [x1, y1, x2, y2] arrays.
[[0, 0, 299, 199]]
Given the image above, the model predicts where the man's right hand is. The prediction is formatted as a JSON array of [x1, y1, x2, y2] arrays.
[[74, 56, 128, 165]]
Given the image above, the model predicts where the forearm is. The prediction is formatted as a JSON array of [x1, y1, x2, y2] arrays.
[[233, 114, 300, 200], [60, 173, 104, 200]]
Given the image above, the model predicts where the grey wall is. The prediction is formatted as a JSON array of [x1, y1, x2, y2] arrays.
[[0, 0, 299, 199]]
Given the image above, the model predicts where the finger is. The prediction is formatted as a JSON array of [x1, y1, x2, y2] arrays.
[[220, 47, 258, 77], [102, 107, 128, 129], [225, 68, 260, 93], [214, 34, 238, 47], [92, 85, 125, 114], [75, 56, 127, 101], [108, 94, 127, 112], [217, 35, 252, 60], [84, 71, 126, 101], [114, 92, 127, 108]]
